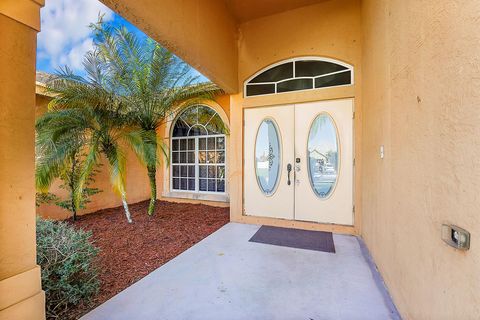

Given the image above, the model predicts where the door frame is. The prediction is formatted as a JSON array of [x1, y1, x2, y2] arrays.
[[240, 97, 356, 235]]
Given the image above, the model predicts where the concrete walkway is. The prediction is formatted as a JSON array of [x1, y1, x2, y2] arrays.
[[82, 223, 400, 320]]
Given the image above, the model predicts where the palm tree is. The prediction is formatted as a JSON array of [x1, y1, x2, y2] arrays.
[[89, 21, 223, 215], [36, 56, 134, 223]]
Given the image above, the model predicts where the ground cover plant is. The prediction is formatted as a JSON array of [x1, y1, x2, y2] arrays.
[[36, 217, 99, 319]]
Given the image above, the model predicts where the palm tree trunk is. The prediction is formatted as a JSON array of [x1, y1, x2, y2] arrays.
[[70, 154, 77, 221], [71, 197, 77, 221], [147, 165, 156, 216], [122, 195, 133, 223]]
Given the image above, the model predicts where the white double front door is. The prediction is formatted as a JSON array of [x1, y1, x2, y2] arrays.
[[244, 99, 353, 225]]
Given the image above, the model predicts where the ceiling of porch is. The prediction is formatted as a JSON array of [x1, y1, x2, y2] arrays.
[[98, 0, 332, 93], [224, 0, 330, 23]]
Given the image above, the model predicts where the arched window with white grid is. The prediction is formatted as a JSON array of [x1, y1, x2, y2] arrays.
[[171, 105, 226, 193]]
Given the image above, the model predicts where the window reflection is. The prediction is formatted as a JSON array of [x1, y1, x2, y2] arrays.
[[307, 113, 339, 198]]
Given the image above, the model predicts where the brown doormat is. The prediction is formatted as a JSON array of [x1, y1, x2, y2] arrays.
[[249, 225, 335, 253]]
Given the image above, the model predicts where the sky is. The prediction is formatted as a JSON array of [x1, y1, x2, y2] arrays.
[[36, 0, 207, 81]]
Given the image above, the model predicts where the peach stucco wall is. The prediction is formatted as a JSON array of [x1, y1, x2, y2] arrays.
[[0, 4, 45, 319], [229, 0, 363, 234], [361, 0, 480, 318]]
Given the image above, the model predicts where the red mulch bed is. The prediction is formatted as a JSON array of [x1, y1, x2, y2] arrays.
[[67, 200, 229, 319]]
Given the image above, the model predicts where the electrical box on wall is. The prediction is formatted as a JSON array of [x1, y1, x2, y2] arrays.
[[441, 224, 470, 250]]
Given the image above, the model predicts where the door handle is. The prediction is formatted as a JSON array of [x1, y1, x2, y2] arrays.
[[287, 163, 292, 185]]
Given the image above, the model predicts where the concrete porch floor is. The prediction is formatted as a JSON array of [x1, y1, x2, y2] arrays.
[[81, 223, 400, 320]]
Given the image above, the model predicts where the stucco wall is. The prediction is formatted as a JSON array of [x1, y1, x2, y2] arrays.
[[229, 0, 362, 233], [0, 3, 38, 284], [0, 7, 45, 320], [361, 1, 480, 318]]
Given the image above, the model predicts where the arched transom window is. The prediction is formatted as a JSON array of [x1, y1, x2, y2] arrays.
[[171, 105, 226, 193], [244, 57, 353, 97]]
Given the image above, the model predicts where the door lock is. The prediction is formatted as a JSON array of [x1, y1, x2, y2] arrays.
[[295, 158, 301, 173]]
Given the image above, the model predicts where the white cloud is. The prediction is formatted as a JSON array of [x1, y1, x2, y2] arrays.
[[37, 0, 114, 72]]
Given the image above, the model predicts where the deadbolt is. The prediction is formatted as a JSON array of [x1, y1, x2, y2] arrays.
[[296, 158, 301, 163]]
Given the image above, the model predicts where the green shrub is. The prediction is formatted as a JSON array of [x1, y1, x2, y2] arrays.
[[36, 217, 100, 319]]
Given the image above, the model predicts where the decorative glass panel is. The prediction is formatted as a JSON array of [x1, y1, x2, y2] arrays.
[[255, 119, 281, 195], [198, 151, 206, 163], [217, 166, 225, 179], [277, 78, 313, 93], [246, 84, 275, 97], [216, 137, 225, 150], [188, 179, 195, 191], [188, 166, 195, 177], [208, 179, 216, 192], [208, 166, 216, 178], [180, 165, 187, 177], [172, 152, 179, 164], [249, 62, 293, 83], [207, 151, 216, 163], [172, 165, 179, 177], [172, 105, 226, 137], [199, 138, 206, 150], [187, 152, 195, 163], [189, 125, 208, 136], [180, 178, 187, 190], [315, 71, 351, 88], [172, 139, 179, 151], [205, 114, 225, 134], [180, 139, 187, 150], [295, 60, 347, 77], [245, 58, 353, 97], [207, 137, 215, 149], [217, 151, 225, 163], [199, 179, 207, 191], [187, 139, 195, 150], [307, 113, 339, 199], [199, 166, 207, 178], [217, 180, 225, 192], [173, 178, 180, 189], [172, 119, 189, 136], [180, 107, 198, 126]]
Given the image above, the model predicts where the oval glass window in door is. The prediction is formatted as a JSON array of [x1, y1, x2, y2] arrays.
[[255, 119, 281, 195], [307, 113, 339, 198]]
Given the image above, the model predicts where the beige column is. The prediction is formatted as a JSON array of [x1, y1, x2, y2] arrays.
[[0, 1, 45, 319]]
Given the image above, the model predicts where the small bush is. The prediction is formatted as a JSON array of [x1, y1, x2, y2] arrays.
[[36, 217, 100, 319]]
